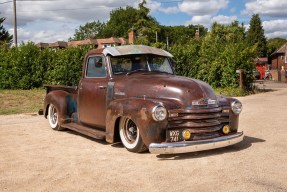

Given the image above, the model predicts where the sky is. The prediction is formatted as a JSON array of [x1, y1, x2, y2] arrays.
[[1, 0, 287, 44]]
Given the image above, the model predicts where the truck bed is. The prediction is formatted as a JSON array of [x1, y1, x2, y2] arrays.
[[44, 84, 77, 94]]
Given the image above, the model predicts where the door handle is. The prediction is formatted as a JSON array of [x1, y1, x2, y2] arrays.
[[98, 86, 107, 89]]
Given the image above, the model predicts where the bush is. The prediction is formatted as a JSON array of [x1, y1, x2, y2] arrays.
[[0, 43, 89, 89], [169, 21, 256, 90]]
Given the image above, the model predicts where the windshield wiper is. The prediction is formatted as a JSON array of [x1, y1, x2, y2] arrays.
[[113, 71, 128, 75], [148, 70, 172, 75], [126, 69, 148, 76]]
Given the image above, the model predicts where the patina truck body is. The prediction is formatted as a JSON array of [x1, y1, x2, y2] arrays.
[[41, 45, 244, 154]]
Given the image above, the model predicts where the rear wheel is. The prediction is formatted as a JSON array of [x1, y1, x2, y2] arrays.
[[119, 117, 147, 153], [47, 104, 64, 131]]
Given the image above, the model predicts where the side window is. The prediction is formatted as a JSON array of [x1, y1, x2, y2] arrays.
[[86, 56, 106, 78]]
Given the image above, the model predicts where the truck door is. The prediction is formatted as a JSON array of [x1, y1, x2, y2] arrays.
[[78, 55, 109, 129]]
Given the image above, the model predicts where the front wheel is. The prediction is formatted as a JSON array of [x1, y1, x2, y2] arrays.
[[119, 117, 147, 153], [47, 104, 64, 131]]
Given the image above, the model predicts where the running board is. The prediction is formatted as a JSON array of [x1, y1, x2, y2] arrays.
[[62, 123, 106, 140]]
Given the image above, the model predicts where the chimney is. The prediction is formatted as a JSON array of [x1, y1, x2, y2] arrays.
[[128, 31, 135, 44]]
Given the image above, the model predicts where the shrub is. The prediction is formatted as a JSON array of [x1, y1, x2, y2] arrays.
[[0, 43, 89, 89]]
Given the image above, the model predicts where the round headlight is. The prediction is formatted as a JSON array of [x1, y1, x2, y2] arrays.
[[231, 100, 242, 115], [152, 105, 167, 121]]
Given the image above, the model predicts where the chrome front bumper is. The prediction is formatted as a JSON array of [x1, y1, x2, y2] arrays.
[[149, 132, 244, 154]]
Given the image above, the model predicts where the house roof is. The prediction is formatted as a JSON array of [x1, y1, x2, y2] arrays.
[[36, 42, 49, 48], [254, 57, 268, 64], [96, 37, 127, 45], [48, 41, 68, 48], [36, 37, 127, 49], [271, 43, 287, 56], [68, 39, 98, 47]]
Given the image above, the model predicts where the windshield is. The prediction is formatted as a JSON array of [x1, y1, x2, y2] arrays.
[[110, 54, 174, 75]]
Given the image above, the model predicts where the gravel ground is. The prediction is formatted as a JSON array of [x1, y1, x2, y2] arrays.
[[1, 83, 287, 192]]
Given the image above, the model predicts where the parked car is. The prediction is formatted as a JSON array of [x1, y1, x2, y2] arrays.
[[264, 70, 272, 80], [39, 45, 244, 154]]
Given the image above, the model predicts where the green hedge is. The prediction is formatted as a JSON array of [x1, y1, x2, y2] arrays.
[[0, 42, 89, 89], [170, 22, 256, 89], [1, 23, 256, 90]]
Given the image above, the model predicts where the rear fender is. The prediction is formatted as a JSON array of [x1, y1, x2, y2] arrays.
[[44, 90, 77, 125]]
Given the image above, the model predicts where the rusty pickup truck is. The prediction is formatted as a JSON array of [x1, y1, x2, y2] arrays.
[[40, 45, 244, 154]]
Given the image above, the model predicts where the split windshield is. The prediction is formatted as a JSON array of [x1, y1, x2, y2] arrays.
[[110, 54, 174, 75]]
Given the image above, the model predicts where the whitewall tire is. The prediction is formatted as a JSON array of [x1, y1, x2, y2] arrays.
[[119, 117, 147, 153], [47, 104, 63, 131]]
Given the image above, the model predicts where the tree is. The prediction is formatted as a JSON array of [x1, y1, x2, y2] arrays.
[[170, 38, 201, 77], [69, 20, 106, 41], [158, 25, 207, 46], [104, 6, 139, 38], [0, 17, 13, 48], [267, 37, 287, 56], [133, 0, 159, 45], [197, 21, 256, 88], [246, 14, 267, 57]]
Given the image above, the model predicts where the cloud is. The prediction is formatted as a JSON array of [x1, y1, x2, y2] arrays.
[[179, 0, 229, 16], [146, 0, 179, 14], [8, 20, 76, 43], [1, 0, 142, 26], [244, 0, 287, 17], [177, 0, 233, 27], [211, 15, 237, 24], [159, 7, 179, 14], [146, 0, 161, 12], [262, 20, 287, 39], [185, 15, 212, 26], [1, 0, 142, 43], [186, 15, 237, 27], [244, 19, 287, 39]]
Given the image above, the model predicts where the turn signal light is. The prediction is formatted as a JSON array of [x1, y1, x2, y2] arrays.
[[182, 130, 191, 140], [222, 125, 231, 134]]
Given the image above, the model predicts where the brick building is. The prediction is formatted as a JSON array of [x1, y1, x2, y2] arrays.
[[270, 43, 287, 81]]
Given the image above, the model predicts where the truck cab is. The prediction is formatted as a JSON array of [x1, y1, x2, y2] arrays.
[[42, 45, 244, 154]]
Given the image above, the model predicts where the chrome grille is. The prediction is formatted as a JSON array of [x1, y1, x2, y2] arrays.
[[167, 107, 230, 141]]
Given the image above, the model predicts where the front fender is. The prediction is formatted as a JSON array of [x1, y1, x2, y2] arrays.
[[217, 96, 241, 132], [106, 98, 180, 146]]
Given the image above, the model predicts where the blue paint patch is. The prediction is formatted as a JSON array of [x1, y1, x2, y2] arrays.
[[71, 113, 78, 121], [65, 95, 77, 115]]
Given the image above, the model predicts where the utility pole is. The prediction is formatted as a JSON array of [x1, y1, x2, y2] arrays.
[[166, 36, 169, 49], [155, 31, 158, 43], [13, 0, 17, 47]]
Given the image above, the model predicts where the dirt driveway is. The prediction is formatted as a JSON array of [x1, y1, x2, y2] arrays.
[[1, 86, 287, 192]]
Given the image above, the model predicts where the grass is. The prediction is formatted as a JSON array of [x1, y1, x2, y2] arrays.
[[214, 87, 249, 97], [0, 89, 46, 115], [214, 84, 275, 97]]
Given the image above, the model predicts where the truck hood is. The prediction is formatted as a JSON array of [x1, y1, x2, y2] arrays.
[[114, 73, 217, 107]]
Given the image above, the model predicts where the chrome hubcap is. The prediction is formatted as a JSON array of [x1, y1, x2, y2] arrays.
[[125, 119, 137, 143]]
